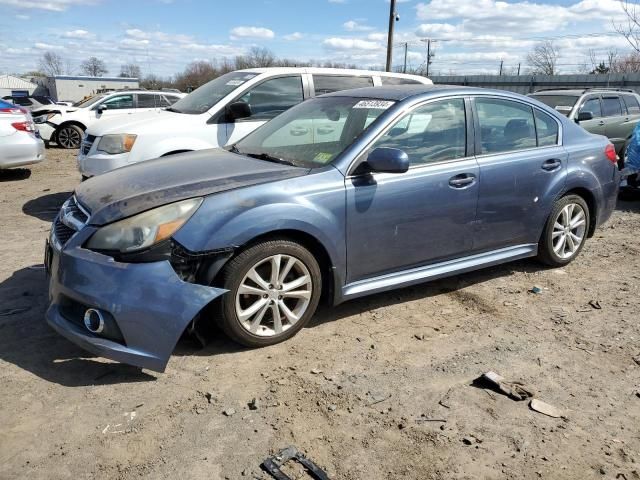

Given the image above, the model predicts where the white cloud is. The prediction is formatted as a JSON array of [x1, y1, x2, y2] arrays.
[[343, 20, 374, 32], [328, 0, 346, 3], [283, 32, 304, 41], [0, 0, 98, 11], [230, 26, 275, 40], [15, 14, 30, 19], [63, 29, 93, 39], [323, 37, 384, 51], [34, 42, 65, 50]]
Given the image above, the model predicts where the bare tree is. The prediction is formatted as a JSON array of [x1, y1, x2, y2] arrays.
[[119, 63, 141, 78], [614, 0, 640, 52], [526, 41, 560, 75], [38, 51, 64, 76], [235, 47, 277, 69], [80, 57, 108, 77]]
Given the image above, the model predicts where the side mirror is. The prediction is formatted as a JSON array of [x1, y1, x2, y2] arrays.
[[226, 101, 251, 121], [576, 111, 593, 122], [365, 147, 409, 174], [96, 104, 108, 113]]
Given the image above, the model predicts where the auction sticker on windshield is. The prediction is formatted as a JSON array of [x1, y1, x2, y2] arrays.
[[353, 100, 395, 109]]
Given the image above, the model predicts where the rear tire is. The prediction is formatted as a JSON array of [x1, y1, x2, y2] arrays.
[[214, 239, 322, 347], [537, 195, 590, 267]]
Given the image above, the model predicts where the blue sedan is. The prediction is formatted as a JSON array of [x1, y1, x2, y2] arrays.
[[45, 85, 620, 371]]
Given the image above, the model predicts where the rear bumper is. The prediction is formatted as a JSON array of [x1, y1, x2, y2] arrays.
[[0, 133, 45, 169], [596, 178, 619, 228], [45, 228, 226, 372]]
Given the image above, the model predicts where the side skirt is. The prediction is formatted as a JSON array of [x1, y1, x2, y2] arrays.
[[341, 244, 538, 301]]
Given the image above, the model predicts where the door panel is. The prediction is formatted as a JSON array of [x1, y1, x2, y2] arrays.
[[345, 159, 479, 282], [602, 96, 627, 150]]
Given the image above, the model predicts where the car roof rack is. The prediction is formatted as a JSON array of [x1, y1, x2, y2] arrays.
[[534, 87, 636, 94]]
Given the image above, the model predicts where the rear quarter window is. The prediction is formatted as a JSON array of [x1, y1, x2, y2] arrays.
[[380, 76, 423, 86], [534, 109, 559, 146]]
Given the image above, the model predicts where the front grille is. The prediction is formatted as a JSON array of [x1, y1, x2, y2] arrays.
[[51, 196, 90, 248], [81, 134, 96, 156]]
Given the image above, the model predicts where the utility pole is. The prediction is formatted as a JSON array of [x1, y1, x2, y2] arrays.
[[420, 39, 434, 77], [499, 59, 504, 76], [517, 63, 521, 76], [385, 0, 397, 72], [403, 42, 408, 73]]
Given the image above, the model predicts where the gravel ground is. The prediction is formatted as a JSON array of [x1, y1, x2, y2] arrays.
[[1, 148, 640, 480]]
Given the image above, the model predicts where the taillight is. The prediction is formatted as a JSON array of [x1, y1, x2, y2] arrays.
[[0, 106, 25, 114], [605, 144, 617, 164], [11, 121, 36, 133]]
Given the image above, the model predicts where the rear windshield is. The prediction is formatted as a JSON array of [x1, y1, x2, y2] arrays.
[[530, 94, 578, 116], [169, 71, 259, 114]]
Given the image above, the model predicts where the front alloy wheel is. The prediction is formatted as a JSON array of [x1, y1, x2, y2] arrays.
[[538, 194, 590, 266], [236, 254, 312, 336], [215, 239, 322, 347], [56, 125, 83, 149]]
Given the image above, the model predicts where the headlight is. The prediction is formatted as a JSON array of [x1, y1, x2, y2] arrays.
[[34, 113, 56, 124], [96, 134, 137, 155], [86, 198, 202, 252]]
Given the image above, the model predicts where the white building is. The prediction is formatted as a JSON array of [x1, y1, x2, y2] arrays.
[[0, 74, 39, 98], [36, 75, 140, 102]]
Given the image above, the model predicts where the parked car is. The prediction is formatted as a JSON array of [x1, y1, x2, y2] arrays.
[[2, 94, 56, 111], [0, 99, 45, 169], [45, 85, 619, 372], [530, 88, 640, 167], [31, 90, 185, 149], [77, 68, 431, 178]]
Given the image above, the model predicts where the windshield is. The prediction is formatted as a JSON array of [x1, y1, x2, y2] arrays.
[[233, 96, 396, 168], [169, 71, 259, 114], [73, 95, 105, 108], [531, 94, 579, 116]]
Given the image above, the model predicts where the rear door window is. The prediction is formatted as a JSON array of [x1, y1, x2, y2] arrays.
[[237, 75, 303, 121], [312, 75, 373, 95], [602, 96, 623, 117], [137, 93, 161, 108], [475, 98, 537, 154], [579, 97, 602, 118], [622, 94, 640, 114]]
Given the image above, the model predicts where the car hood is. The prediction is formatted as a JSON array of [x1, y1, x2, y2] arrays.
[[86, 109, 197, 136], [75, 149, 308, 225]]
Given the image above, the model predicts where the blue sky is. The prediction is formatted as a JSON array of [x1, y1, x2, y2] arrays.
[[0, 0, 633, 77]]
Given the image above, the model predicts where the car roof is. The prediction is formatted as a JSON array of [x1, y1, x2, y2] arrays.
[[532, 88, 638, 96], [319, 84, 508, 101], [235, 67, 430, 82]]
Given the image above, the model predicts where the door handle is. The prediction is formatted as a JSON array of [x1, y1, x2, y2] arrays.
[[448, 173, 476, 188], [598, 120, 605, 126], [541, 158, 562, 171]]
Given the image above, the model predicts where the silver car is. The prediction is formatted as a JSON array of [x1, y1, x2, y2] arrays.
[[0, 100, 45, 169]]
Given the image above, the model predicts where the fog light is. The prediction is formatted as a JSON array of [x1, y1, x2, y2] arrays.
[[83, 308, 105, 333]]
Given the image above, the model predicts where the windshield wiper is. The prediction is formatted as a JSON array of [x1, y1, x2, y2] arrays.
[[245, 152, 296, 166]]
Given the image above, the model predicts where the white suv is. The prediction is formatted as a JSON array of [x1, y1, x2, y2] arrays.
[[78, 68, 431, 178], [32, 90, 185, 149]]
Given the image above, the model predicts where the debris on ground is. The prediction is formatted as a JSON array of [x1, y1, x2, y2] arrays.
[[589, 300, 603, 310], [529, 398, 563, 418], [248, 398, 260, 411], [476, 371, 535, 401], [223, 408, 236, 417], [529, 286, 543, 294], [310, 368, 322, 374], [632, 355, 640, 367], [262, 446, 330, 480]]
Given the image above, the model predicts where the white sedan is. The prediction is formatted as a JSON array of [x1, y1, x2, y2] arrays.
[[0, 100, 45, 169]]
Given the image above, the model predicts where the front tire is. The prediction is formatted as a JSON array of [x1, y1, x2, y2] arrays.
[[215, 239, 322, 347], [56, 124, 83, 149], [537, 195, 590, 267]]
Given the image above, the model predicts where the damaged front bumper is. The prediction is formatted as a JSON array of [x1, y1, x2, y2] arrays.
[[45, 226, 226, 372]]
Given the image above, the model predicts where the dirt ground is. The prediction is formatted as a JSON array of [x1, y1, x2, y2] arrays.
[[1, 148, 639, 480]]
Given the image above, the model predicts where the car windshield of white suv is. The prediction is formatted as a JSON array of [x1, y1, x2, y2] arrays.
[[168, 71, 259, 114], [531, 94, 579, 116], [231, 96, 395, 168], [73, 95, 105, 108]]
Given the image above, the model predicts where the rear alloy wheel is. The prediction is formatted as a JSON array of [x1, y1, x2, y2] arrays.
[[216, 239, 322, 347], [56, 124, 83, 149], [538, 195, 590, 267]]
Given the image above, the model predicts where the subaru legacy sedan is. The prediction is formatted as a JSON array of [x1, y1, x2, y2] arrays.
[[45, 86, 619, 372]]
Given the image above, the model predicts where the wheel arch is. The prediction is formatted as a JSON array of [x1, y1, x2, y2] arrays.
[[55, 120, 87, 133], [212, 229, 337, 306]]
